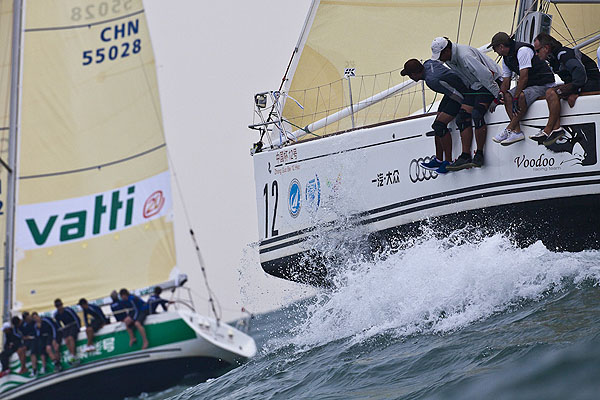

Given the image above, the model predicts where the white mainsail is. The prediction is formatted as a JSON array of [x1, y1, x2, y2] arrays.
[[7, 0, 176, 313]]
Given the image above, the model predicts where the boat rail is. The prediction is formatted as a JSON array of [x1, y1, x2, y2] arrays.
[[249, 30, 600, 154]]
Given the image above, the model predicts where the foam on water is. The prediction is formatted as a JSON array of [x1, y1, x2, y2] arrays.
[[289, 231, 600, 348]]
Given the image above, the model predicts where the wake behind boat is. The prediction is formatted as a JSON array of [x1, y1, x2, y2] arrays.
[[249, 0, 600, 285]]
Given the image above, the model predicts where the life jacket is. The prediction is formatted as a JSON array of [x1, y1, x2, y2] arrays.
[[548, 46, 600, 84], [503, 41, 555, 86]]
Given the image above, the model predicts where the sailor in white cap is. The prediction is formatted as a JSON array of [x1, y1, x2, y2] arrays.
[[431, 36, 503, 171]]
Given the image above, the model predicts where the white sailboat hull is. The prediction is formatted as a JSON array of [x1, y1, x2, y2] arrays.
[[1, 310, 256, 399], [253, 94, 600, 285]]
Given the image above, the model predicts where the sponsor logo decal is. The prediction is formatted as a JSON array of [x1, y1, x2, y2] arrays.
[[288, 179, 301, 218], [409, 157, 438, 183], [372, 170, 400, 187], [16, 171, 172, 250], [143, 191, 165, 218], [305, 174, 321, 214]]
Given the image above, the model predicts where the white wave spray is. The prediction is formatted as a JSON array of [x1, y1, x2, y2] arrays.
[[289, 231, 600, 348]]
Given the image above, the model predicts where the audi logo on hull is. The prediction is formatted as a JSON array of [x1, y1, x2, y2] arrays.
[[409, 157, 439, 183]]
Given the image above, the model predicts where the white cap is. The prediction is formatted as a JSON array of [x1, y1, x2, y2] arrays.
[[431, 37, 449, 60], [2, 322, 10, 330]]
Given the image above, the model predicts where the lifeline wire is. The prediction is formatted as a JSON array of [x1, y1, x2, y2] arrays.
[[166, 148, 222, 325]]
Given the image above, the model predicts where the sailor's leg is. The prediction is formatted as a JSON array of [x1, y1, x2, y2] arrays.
[[504, 91, 515, 121], [473, 103, 489, 152], [65, 336, 76, 357], [17, 347, 27, 374], [456, 105, 473, 155], [432, 112, 454, 161], [86, 326, 94, 346], [135, 321, 149, 349], [123, 317, 137, 346], [544, 88, 561, 133], [507, 92, 528, 132]]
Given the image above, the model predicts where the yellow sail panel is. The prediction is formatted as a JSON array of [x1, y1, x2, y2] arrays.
[[13, 0, 176, 312], [19, 0, 164, 193], [547, 4, 600, 59], [282, 0, 515, 136], [14, 215, 175, 312]]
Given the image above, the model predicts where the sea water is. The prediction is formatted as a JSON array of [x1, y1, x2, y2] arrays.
[[135, 231, 600, 400]]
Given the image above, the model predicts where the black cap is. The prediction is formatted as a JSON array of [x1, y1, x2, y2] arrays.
[[400, 59, 424, 76], [489, 32, 511, 48]]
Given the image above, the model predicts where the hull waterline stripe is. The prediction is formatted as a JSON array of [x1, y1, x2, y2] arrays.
[[259, 174, 600, 254], [19, 143, 166, 179], [260, 170, 600, 247], [25, 10, 145, 32]]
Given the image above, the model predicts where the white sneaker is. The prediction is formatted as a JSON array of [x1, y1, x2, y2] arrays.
[[501, 131, 525, 146], [493, 128, 511, 143], [529, 129, 547, 139], [84, 345, 96, 352]]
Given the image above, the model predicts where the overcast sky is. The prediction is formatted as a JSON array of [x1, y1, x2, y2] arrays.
[[144, 1, 315, 321]]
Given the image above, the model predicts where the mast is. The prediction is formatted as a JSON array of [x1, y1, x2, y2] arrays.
[[3, 0, 23, 322]]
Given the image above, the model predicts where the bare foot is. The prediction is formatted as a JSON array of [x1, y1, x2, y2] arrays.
[[141, 341, 149, 350], [129, 338, 137, 346], [18, 368, 28, 374]]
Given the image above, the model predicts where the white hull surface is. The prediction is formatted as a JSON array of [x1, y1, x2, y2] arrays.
[[0, 310, 256, 400], [253, 94, 600, 285]]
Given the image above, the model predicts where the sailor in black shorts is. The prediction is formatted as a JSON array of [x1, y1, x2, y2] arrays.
[[401, 58, 470, 174], [54, 298, 81, 365], [79, 298, 109, 352], [32, 312, 62, 372], [21, 312, 42, 376]]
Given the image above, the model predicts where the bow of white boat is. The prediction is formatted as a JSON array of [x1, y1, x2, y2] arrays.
[[178, 309, 257, 362]]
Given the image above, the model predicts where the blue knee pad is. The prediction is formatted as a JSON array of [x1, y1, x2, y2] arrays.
[[431, 120, 449, 137], [472, 104, 487, 129], [456, 109, 472, 131]]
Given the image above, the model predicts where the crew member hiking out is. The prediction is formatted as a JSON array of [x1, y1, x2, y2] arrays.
[[79, 298, 110, 352], [489, 32, 555, 145], [119, 288, 150, 349], [110, 290, 128, 322], [148, 286, 174, 314], [431, 36, 503, 171], [21, 312, 41, 376], [0, 320, 27, 377], [33, 312, 63, 373], [54, 298, 81, 366], [401, 58, 470, 174], [532, 32, 600, 146]]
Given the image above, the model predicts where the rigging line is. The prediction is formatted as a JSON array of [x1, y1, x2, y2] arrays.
[[510, 0, 519, 35], [468, 0, 482, 46], [550, 26, 571, 46], [553, 3, 576, 46], [19, 143, 166, 179], [25, 9, 144, 32], [457, 0, 464, 42], [166, 148, 222, 324]]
